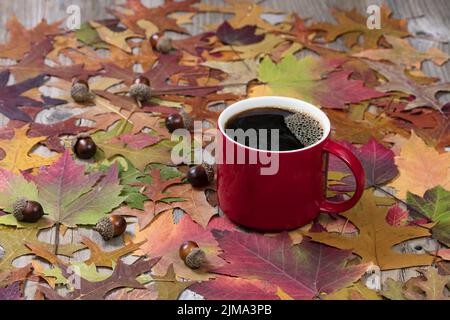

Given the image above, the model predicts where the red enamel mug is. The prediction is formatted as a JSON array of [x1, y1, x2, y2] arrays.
[[216, 96, 365, 231]]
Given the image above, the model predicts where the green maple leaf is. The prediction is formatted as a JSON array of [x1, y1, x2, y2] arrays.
[[0, 151, 126, 228], [407, 186, 450, 222], [256, 54, 385, 109]]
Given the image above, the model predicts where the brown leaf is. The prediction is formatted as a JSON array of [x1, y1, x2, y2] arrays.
[[306, 191, 434, 270], [81, 236, 146, 268], [0, 16, 62, 60]]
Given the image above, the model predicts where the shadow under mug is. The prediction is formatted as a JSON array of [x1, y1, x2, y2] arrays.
[[216, 96, 365, 232]]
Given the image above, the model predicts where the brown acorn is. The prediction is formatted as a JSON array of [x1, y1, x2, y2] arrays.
[[93, 215, 127, 241], [71, 79, 94, 102], [150, 32, 162, 49], [73, 133, 97, 160], [179, 241, 206, 269], [187, 163, 214, 188], [13, 198, 44, 223], [129, 76, 152, 102], [165, 111, 193, 133]]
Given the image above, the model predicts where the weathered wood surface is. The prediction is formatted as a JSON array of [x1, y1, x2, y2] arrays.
[[0, 0, 449, 298]]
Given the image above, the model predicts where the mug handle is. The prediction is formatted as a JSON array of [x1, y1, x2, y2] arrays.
[[319, 140, 365, 214]]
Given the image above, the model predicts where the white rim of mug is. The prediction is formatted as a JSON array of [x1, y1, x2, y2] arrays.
[[218, 96, 331, 154]]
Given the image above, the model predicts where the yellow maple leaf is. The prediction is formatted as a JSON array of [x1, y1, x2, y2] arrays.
[[390, 131, 450, 199], [0, 126, 59, 174]]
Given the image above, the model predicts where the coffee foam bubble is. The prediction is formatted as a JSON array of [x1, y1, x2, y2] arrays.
[[284, 112, 324, 147]]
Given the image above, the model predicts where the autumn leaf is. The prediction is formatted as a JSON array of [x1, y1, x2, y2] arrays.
[[38, 257, 159, 300], [0, 71, 51, 122], [353, 36, 449, 70], [202, 59, 258, 95], [216, 21, 264, 45], [390, 132, 450, 199], [367, 61, 450, 111], [386, 204, 409, 227], [211, 33, 287, 60], [0, 126, 59, 174], [109, 0, 198, 35], [330, 138, 399, 191], [130, 168, 184, 202], [306, 191, 434, 270], [135, 210, 224, 280], [6, 39, 93, 83], [432, 221, 450, 246], [196, 0, 281, 30], [325, 109, 409, 144], [0, 16, 62, 60], [165, 184, 217, 228], [89, 21, 142, 53], [75, 22, 109, 49], [212, 231, 371, 299], [24, 150, 125, 227], [255, 55, 385, 109], [407, 186, 450, 222], [190, 277, 279, 300], [324, 281, 382, 300], [0, 227, 82, 272], [403, 268, 450, 300], [152, 264, 193, 299], [310, 5, 408, 49], [0, 282, 22, 300], [81, 236, 145, 268]]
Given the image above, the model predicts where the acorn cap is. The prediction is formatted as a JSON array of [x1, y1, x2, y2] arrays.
[[284, 112, 324, 147], [129, 83, 152, 102], [71, 82, 95, 102], [180, 110, 193, 130], [156, 36, 173, 54], [185, 247, 206, 269], [13, 198, 27, 221], [202, 163, 215, 183], [93, 216, 114, 241]]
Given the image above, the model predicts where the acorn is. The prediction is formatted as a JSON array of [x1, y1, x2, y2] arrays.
[[129, 75, 152, 102], [73, 133, 97, 160], [71, 79, 94, 102], [165, 111, 193, 133], [93, 215, 127, 241], [179, 241, 206, 269], [187, 163, 214, 188], [156, 36, 173, 54], [13, 198, 44, 223]]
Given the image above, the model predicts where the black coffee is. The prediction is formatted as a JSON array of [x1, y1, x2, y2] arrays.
[[225, 107, 323, 151]]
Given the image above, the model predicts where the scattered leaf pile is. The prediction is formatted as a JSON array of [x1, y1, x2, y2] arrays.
[[0, 0, 449, 300]]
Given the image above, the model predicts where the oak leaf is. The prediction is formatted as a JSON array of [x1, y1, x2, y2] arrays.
[[216, 21, 264, 45], [38, 257, 159, 300], [212, 231, 371, 299], [89, 21, 142, 53], [367, 61, 450, 111], [403, 268, 450, 300], [390, 132, 450, 199], [353, 36, 449, 70], [152, 264, 193, 300], [0, 16, 62, 60], [0, 126, 58, 174], [310, 6, 408, 49], [81, 236, 146, 268], [197, 0, 281, 31], [306, 191, 434, 270], [0, 71, 50, 122]]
